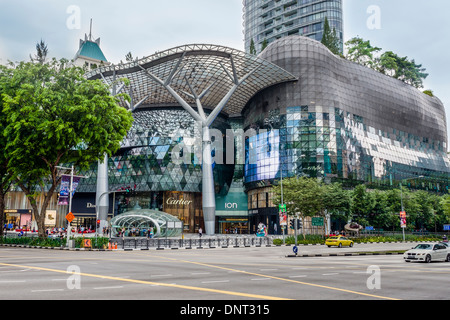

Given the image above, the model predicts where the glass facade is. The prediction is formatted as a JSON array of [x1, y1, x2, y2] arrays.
[[74, 108, 235, 233], [243, 36, 450, 192], [71, 43, 296, 235], [243, 0, 343, 53], [77, 108, 234, 194], [67, 37, 448, 235]]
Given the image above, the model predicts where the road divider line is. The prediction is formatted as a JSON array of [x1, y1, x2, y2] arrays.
[[145, 255, 401, 300], [0, 262, 288, 300]]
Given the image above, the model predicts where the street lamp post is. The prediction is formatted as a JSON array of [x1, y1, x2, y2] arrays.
[[400, 175, 424, 241], [56, 165, 86, 247], [280, 166, 285, 244]]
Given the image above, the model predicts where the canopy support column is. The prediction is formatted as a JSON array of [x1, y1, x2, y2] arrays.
[[139, 54, 258, 236]]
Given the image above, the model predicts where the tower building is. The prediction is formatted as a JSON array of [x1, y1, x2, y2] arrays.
[[243, 0, 343, 53]]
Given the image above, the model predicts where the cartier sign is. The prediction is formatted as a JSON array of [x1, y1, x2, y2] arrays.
[[166, 197, 192, 206]]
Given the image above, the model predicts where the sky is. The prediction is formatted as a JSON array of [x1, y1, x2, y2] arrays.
[[0, 0, 449, 150]]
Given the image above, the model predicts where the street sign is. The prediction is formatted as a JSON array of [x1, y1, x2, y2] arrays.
[[66, 212, 75, 223], [444, 224, 450, 231], [293, 245, 298, 255], [311, 217, 324, 227], [83, 239, 91, 248]]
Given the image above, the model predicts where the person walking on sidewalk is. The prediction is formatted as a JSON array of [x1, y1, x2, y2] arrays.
[[198, 227, 203, 238]]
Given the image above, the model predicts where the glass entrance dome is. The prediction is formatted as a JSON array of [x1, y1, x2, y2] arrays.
[[110, 208, 183, 238]]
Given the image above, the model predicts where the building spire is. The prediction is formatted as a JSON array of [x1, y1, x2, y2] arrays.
[[89, 18, 93, 41]]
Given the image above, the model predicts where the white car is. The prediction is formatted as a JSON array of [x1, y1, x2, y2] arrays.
[[404, 243, 450, 263]]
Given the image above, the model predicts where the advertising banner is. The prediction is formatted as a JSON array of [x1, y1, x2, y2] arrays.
[[58, 175, 80, 205], [400, 211, 407, 228], [279, 204, 287, 226]]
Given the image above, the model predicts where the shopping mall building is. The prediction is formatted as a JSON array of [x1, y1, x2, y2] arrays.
[[60, 35, 447, 235], [5, 36, 449, 235]]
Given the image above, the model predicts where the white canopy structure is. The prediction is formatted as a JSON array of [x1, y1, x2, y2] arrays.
[[110, 209, 183, 238]]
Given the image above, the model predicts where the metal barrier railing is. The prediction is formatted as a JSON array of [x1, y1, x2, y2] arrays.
[[112, 236, 273, 250]]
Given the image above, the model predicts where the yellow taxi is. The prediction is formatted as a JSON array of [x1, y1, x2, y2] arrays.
[[325, 235, 354, 248]]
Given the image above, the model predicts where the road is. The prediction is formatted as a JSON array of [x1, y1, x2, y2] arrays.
[[0, 243, 448, 303]]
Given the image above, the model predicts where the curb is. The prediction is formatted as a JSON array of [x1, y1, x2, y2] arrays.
[[286, 252, 405, 258]]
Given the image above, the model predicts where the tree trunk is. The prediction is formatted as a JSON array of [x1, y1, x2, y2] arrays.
[[19, 184, 55, 239], [0, 190, 5, 238]]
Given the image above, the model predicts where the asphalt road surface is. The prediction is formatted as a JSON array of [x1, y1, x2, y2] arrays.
[[0, 243, 449, 303]]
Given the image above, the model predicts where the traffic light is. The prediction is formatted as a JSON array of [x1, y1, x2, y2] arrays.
[[96, 219, 100, 230], [290, 219, 295, 229], [297, 219, 302, 230]]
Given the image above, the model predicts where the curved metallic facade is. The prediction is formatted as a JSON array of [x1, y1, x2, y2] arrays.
[[243, 36, 449, 191]]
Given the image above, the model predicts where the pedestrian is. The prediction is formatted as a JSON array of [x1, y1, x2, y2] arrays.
[[198, 227, 202, 238]]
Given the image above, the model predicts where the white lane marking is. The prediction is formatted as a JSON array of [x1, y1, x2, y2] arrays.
[[201, 280, 230, 284], [191, 272, 211, 275], [322, 273, 339, 276], [31, 289, 64, 293]]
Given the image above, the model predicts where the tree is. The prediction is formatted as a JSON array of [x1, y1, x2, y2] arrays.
[[0, 65, 15, 237], [125, 52, 134, 62], [351, 184, 375, 226], [369, 190, 390, 230], [394, 56, 428, 88], [322, 182, 352, 227], [345, 37, 381, 68], [443, 194, 450, 216], [321, 17, 340, 55], [346, 40, 430, 89], [1, 58, 134, 238], [261, 39, 268, 52], [273, 176, 325, 238], [30, 39, 48, 64], [376, 51, 398, 76], [249, 39, 257, 56]]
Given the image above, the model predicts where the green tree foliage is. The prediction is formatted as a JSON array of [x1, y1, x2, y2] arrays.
[[0, 58, 134, 237], [345, 37, 429, 89], [376, 51, 398, 76], [369, 190, 390, 230], [272, 176, 449, 234], [30, 39, 49, 64], [423, 89, 434, 97], [351, 184, 375, 226], [345, 37, 381, 68], [321, 17, 341, 55], [273, 177, 352, 236], [272, 177, 325, 237], [322, 182, 352, 222], [249, 39, 257, 56], [0, 65, 15, 237], [261, 39, 268, 52], [393, 56, 428, 88]]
